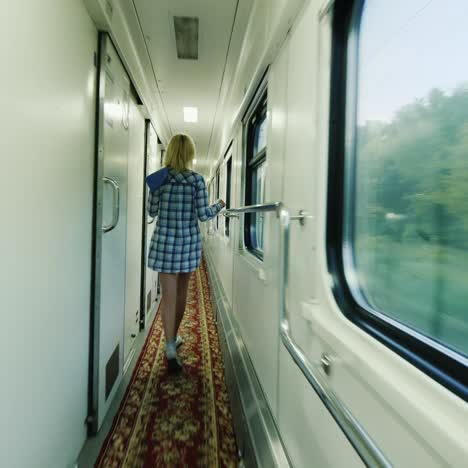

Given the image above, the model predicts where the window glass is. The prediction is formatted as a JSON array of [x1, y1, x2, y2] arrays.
[[253, 116, 267, 156], [225, 157, 232, 237], [216, 170, 220, 231], [351, 0, 468, 356], [250, 162, 266, 251]]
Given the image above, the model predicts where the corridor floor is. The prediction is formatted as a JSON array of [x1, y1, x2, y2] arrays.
[[94, 260, 238, 467]]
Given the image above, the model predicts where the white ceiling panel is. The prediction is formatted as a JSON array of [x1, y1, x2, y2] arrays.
[[134, 0, 239, 171]]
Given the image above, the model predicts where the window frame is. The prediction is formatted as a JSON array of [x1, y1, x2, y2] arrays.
[[327, 0, 468, 402], [244, 91, 268, 260], [219, 141, 234, 238]]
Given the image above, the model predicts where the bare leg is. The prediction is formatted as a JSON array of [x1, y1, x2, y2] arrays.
[[159, 273, 178, 343], [175, 272, 191, 335]]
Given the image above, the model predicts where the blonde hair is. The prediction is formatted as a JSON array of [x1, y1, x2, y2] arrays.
[[164, 134, 195, 172]]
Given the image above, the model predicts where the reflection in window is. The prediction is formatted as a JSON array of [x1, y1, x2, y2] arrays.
[[351, 0, 468, 356], [253, 117, 267, 156], [225, 157, 232, 237]]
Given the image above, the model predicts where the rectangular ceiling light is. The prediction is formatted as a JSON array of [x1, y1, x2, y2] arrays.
[[174, 16, 199, 60], [183, 107, 198, 123]]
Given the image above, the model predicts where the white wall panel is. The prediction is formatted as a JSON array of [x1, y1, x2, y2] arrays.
[[0, 1, 97, 467], [208, 0, 305, 176], [281, 0, 319, 356], [266, 38, 289, 211], [279, 346, 364, 468]]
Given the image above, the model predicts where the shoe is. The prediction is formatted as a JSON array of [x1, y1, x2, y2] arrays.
[[166, 341, 182, 373], [175, 335, 184, 348], [167, 356, 183, 373]]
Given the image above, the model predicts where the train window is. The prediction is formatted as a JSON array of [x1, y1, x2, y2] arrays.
[[208, 180, 214, 233], [329, 0, 468, 399], [245, 92, 267, 258], [208, 181, 213, 205], [225, 156, 232, 237], [215, 169, 220, 231]]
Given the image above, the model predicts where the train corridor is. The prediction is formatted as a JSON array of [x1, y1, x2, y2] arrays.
[[3, 1, 468, 467], [81, 261, 237, 467]]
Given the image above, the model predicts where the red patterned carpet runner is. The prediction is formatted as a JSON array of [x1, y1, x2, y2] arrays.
[[95, 260, 238, 467]]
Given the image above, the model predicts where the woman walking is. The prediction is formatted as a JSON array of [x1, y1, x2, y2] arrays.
[[146, 134, 225, 372]]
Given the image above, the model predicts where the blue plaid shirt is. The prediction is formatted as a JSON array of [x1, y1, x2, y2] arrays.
[[147, 168, 223, 273]]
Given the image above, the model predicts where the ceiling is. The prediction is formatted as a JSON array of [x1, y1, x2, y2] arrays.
[[133, 0, 240, 173]]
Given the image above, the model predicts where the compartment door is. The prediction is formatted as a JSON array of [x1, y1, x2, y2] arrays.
[[90, 34, 130, 432]]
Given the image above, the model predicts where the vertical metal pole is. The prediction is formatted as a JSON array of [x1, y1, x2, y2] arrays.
[[140, 120, 150, 330]]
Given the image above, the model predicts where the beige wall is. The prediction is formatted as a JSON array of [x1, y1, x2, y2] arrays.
[[0, 1, 97, 466]]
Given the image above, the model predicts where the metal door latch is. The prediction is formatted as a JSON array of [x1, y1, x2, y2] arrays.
[[290, 210, 314, 226], [320, 353, 332, 375], [223, 212, 239, 219]]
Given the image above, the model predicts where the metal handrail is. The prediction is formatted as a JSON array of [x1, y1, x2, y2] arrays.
[[224, 201, 282, 216], [207, 200, 391, 465], [278, 208, 391, 468]]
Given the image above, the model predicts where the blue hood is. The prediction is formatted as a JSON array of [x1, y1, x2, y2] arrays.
[[146, 167, 169, 192]]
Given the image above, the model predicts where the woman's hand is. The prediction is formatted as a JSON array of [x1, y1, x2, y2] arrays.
[[217, 199, 226, 208]]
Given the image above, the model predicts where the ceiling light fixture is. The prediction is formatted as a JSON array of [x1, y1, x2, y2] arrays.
[[183, 106, 198, 123], [193, 159, 197, 165]]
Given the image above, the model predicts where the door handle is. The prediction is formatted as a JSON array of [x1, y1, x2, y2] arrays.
[[102, 177, 120, 232]]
